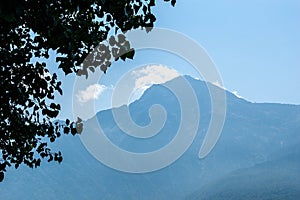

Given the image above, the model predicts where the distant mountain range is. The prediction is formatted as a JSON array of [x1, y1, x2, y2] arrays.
[[1, 76, 300, 199], [187, 146, 300, 200]]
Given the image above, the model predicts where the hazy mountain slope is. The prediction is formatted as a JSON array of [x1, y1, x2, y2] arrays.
[[188, 148, 300, 200]]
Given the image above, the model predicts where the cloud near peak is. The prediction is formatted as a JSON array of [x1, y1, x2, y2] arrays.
[[131, 65, 180, 95]]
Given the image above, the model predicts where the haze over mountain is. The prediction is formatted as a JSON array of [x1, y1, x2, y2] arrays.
[[1, 76, 300, 199]]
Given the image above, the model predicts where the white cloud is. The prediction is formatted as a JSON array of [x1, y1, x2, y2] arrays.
[[128, 65, 180, 102], [131, 65, 180, 96], [77, 84, 107, 103]]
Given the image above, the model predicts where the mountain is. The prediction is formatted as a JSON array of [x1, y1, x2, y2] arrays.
[[1, 76, 300, 199]]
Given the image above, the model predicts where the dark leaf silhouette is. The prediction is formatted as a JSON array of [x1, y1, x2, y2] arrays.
[[0, 0, 176, 182]]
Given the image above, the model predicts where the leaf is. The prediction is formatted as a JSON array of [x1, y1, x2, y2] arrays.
[[50, 137, 55, 143], [58, 156, 63, 163], [71, 127, 77, 135], [50, 103, 56, 109], [0, 163, 6, 171], [109, 36, 116, 46], [149, 0, 155, 6], [120, 54, 127, 61], [0, 172, 4, 182], [77, 117, 82, 123], [42, 109, 47, 116], [35, 159, 41, 167], [145, 26, 153, 33], [40, 152, 46, 158], [171, 0, 176, 6], [48, 154, 53, 162], [76, 122, 83, 134], [149, 14, 156, 22], [126, 49, 135, 59], [57, 87, 63, 95], [15, 163, 19, 169], [47, 93, 55, 99], [63, 126, 70, 133]]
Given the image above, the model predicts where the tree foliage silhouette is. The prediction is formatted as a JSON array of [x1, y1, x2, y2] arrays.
[[0, 0, 176, 182]]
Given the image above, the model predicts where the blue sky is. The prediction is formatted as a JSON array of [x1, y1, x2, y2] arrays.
[[51, 0, 300, 120], [153, 0, 300, 103]]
